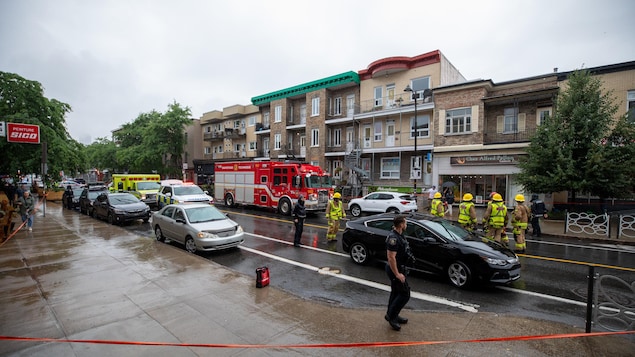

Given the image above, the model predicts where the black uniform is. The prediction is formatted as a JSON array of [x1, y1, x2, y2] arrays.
[[385, 228, 412, 323], [292, 198, 306, 246], [530, 195, 547, 237]]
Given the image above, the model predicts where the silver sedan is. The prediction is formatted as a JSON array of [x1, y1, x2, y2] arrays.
[[152, 203, 244, 253]]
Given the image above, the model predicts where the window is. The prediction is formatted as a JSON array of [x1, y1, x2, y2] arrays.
[[380, 157, 400, 179], [205, 126, 211, 133], [411, 114, 430, 138], [311, 129, 319, 147], [374, 87, 383, 107], [248, 116, 257, 126], [263, 112, 270, 128], [249, 141, 257, 151], [332, 160, 342, 178], [204, 146, 211, 154], [374, 121, 382, 141], [311, 97, 320, 116], [274, 134, 282, 150], [537, 107, 552, 125], [410, 77, 431, 100], [503, 108, 518, 133], [333, 128, 341, 147], [234, 144, 241, 152], [233, 120, 240, 129], [334, 97, 342, 115], [274, 105, 282, 123], [300, 104, 307, 123], [628, 90, 635, 118], [445, 108, 471, 134], [216, 145, 223, 153]]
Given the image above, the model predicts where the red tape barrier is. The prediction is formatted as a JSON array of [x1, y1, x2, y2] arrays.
[[1, 331, 634, 349], [0, 193, 46, 247]]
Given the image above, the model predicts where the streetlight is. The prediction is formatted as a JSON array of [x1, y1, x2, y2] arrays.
[[404, 84, 419, 201]]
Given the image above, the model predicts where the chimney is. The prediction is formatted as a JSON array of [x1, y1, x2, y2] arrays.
[[553, 67, 558, 73]]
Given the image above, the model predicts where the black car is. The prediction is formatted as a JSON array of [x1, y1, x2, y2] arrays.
[[62, 187, 84, 210], [79, 185, 109, 215], [92, 192, 151, 225], [342, 212, 521, 288]]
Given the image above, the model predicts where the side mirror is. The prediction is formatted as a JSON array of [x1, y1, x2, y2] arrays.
[[175, 218, 186, 224]]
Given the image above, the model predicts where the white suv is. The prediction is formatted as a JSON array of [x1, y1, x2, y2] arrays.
[[156, 180, 213, 209]]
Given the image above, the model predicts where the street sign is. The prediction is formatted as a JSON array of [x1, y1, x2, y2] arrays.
[[7, 123, 40, 144], [0, 121, 5, 137]]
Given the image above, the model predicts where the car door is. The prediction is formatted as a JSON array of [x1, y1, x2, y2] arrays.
[[404, 222, 447, 274], [363, 218, 397, 257], [158, 206, 176, 239], [93, 194, 108, 219], [170, 207, 188, 244], [364, 193, 382, 213]]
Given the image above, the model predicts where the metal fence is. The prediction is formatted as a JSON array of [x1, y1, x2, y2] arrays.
[[592, 272, 635, 332], [566, 211, 635, 239]]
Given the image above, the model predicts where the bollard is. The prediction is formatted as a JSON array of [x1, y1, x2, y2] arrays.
[[585, 265, 596, 333]]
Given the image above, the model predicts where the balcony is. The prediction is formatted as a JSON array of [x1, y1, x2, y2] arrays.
[[483, 128, 537, 145], [203, 131, 224, 141], [357, 92, 433, 115]]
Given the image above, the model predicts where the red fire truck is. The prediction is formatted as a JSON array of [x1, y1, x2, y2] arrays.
[[214, 161, 334, 215]]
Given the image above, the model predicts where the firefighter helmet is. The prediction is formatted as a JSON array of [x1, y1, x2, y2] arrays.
[[434, 192, 442, 199], [333, 192, 341, 199], [515, 194, 525, 202], [492, 193, 503, 202], [463, 193, 473, 201]]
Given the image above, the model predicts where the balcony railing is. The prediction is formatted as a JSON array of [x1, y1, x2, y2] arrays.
[[356, 92, 433, 114], [483, 127, 537, 144]]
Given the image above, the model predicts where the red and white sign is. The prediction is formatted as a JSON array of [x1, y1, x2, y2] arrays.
[[7, 123, 40, 144]]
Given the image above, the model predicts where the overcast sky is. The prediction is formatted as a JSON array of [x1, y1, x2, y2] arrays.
[[1, 0, 634, 144]]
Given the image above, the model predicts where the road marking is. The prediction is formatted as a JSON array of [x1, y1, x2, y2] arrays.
[[516, 253, 635, 272], [239, 239, 479, 313], [246, 232, 348, 257], [527, 239, 635, 254]]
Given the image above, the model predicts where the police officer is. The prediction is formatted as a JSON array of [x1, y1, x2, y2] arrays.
[[385, 215, 413, 331], [430, 192, 445, 217], [325, 192, 345, 241], [530, 194, 547, 237], [292, 195, 306, 247], [458, 193, 477, 232]]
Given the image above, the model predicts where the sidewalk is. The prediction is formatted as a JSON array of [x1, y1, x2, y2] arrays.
[[0, 203, 633, 356]]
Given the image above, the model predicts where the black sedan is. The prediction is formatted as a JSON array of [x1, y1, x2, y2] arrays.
[[92, 192, 151, 225], [342, 212, 521, 288], [79, 185, 109, 216], [62, 187, 84, 210]]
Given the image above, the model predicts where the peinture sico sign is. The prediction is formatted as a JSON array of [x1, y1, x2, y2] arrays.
[[6, 123, 40, 144]]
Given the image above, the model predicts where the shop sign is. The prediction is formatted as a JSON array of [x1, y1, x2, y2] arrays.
[[450, 155, 522, 166]]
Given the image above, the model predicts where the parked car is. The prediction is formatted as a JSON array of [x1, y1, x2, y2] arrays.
[[79, 185, 109, 215], [347, 191, 418, 217], [92, 192, 151, 225], [152, 203, 244, 253], [62, 187, 84, 210], [342, 212, 521, 288], [156, 180, 213, 208], [58, 180, 82, 189]]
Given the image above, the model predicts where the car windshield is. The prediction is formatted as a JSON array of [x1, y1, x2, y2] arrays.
[[72, 188, 84, 196], [110, 194, 140, 205], [137, 181, 160, 190], [305, 175, 332, 188], [420, 219, 470, 242], [174, 186, 204, 195], [185, 206, 227, 223]]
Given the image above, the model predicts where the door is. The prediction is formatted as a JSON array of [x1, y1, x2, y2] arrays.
[[300, 135, 306, 157], [346, 95, 355, 117], [363, 125, 372, 148], [386, 86, 395, 108], [386, 120, 395, 147], [263, 138, 270, 157], [345, 127, 354, 153]]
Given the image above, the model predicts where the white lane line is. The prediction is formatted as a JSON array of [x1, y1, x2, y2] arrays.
[[497, 286, 587, 307], [246, 232, 349, 258], [527, 239, 635, 254], [239, 244, 479, 313]]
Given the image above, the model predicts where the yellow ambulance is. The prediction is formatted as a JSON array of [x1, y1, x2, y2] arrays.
[[109, 174, 161, 208]]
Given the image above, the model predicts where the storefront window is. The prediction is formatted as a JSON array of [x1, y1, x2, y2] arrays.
[[440, 175, 508, 204]]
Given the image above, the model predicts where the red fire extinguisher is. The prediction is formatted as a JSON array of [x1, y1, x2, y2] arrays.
[[256, 266, 270, 288]]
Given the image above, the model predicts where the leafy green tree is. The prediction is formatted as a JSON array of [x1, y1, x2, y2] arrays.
[[518, 69, 635, 201], [0, 72, 84, 184], [84, 137, 119, 172]]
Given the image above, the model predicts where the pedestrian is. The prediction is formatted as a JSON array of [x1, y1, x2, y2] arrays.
[[430, 192, 445, 217], [64, 185, 74, 210], [530, 194, 547, 237], [6, 183, 16, 206], [292, 195, 306, 247], [0, 199, 17, 240], [325, 192, 345, 242], [443, 187, 454, 217], [426, 186, 437, 210], [482, 193, 507, 243], [458, 193, 477, 232], [511, 194, 530, 253], [16, 190, 36, 231], [385, 215, 413, 331]]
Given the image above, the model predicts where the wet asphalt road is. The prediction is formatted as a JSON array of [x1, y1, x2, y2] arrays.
[[98, 203, 635, 334]]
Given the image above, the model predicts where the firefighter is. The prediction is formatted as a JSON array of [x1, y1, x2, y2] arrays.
[[325, 192, 345, 242], [511, 194, 530, 253], [430, 192, 445, 217], [482, 193, 507, 243], [458, 193, 477, 232]]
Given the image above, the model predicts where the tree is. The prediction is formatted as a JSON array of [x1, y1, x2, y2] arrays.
[[84, 137, 119, 173], [518, 69, 635, 202], [0, 72, 84, 183]]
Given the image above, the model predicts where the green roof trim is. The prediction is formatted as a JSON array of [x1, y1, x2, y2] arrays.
[[251, 71, 360, 106]]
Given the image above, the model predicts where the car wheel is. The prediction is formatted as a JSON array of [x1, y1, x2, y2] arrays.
[[447, 261, 473, 288], [350, 204, 362, 217], [185, 236, 197, 253], [349, 242, 369, 265], [107, 213, 116, 225], [278, 198, 291, 216], [154, 226, 165, 242], [387, 207, 400, 214], [225, 193, 235, 207]]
